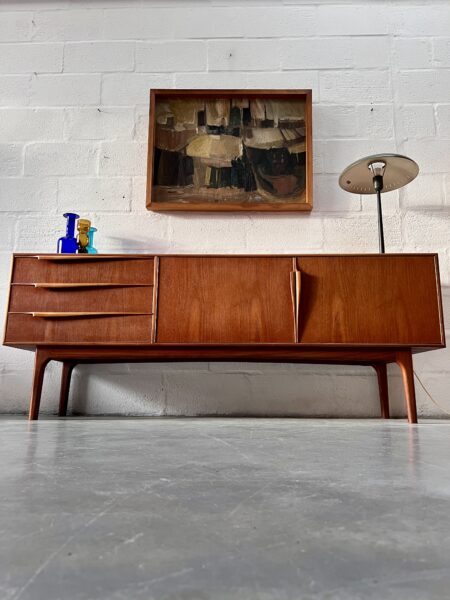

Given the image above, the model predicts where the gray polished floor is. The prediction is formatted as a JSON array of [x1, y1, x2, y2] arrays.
[[1, 418, 450, 600]]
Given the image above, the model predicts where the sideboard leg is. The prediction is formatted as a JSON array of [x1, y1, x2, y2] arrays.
[[372, 363, 390, 419], [396, 350, 418, 424], [59, 362, 76, 417], [29, 349, 50, 421]]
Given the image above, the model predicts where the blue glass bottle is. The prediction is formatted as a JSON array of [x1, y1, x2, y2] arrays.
[[57, 213, 79, 254], [86, 227, 98, 254]]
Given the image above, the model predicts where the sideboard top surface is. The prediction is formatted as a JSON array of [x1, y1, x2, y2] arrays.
[[11, 252, 441, 259]]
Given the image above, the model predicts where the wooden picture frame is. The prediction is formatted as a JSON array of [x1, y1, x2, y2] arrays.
[[146, 89, 313, 212]]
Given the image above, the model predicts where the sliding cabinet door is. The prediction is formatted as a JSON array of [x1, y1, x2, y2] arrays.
[[156, 257, 295, 343]]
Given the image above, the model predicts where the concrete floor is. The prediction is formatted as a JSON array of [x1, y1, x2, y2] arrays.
[[1, 419, 450, 600]]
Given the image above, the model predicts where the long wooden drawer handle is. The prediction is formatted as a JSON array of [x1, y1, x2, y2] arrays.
[[33, 255, 141, 261], [20, 312, 153, 318], [290, 258, 301, 343], [29, 283, 153, 289]]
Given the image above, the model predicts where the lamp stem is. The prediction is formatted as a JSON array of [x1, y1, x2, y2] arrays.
[[376, 189, 385, 254]]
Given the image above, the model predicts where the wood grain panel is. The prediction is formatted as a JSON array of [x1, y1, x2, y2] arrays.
[[4, 313, 153, 345], [12, 257, 154, 285], [9, 285, 153, 314], [157, 256, 295, 343], [296, 255, 443, 345]]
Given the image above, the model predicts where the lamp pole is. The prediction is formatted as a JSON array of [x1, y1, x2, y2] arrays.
[[372, 173, 385, 254]]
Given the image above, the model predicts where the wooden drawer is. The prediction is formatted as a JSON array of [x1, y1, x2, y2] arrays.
[[12, 256, 154, 285], [9, 284, 153, 314], [4, 313, 153, 345]]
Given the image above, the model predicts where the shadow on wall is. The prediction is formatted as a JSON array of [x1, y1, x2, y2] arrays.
[[104, 236, 173, 253]]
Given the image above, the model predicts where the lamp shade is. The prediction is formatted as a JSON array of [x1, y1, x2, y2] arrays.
[[338, 153, 419, 195]]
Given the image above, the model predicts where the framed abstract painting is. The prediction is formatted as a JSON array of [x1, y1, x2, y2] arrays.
[[146, 89, 312, 212]]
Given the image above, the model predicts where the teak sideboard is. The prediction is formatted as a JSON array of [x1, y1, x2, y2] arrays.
[[3, 253, 445, 423]]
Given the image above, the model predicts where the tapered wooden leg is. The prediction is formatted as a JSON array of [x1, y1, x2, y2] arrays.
[[58, 362, 76, 417], [396, 350, 418, 424], [372, 363, 390, 419], [29, 349, 50, 421]]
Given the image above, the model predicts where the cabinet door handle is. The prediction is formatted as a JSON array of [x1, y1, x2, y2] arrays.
[[290, 258, 301, 343]]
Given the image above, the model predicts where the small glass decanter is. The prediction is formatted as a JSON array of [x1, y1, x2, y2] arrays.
[[57, 213, 79, 254]]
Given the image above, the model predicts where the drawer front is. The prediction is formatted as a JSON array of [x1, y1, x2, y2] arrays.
[[9, 285, 153, 314], [4, 313, 153, 345], [12, 257, 154, 285]]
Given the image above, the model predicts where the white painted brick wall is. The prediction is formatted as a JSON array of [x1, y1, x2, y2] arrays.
[[0, 75, 31, 106], [209, 40, 280, 71], [65, 107, 135, 140], [136, 41, 207, 72], [393, 38, 432, 69], [281, 38, 353, 69], [398, 70, 450, 103], [25, 142, 97, 175], [98, 142, 147, 176], [398, 105, 435, 139], [102, 73, 173, 105], [0, 11, 33, 42], [0, 177, 57, 212], [0, 43, 63, 74], [64, 42, 135, 73], [0, 108, 64, 141], [57, 177, 131, 213], [30, 74, 102, 106], [32, 9, 104, 41], [1, 0, 450, 419], [435, 105, 450, 137], [320, 70, 392, 103], [317, 5, 389, 35]]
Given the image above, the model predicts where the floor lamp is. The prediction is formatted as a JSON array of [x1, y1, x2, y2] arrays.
[[339, 153, 419, 253]]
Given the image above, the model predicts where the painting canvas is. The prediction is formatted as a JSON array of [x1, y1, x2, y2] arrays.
[[146, 90, 312, 212]]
